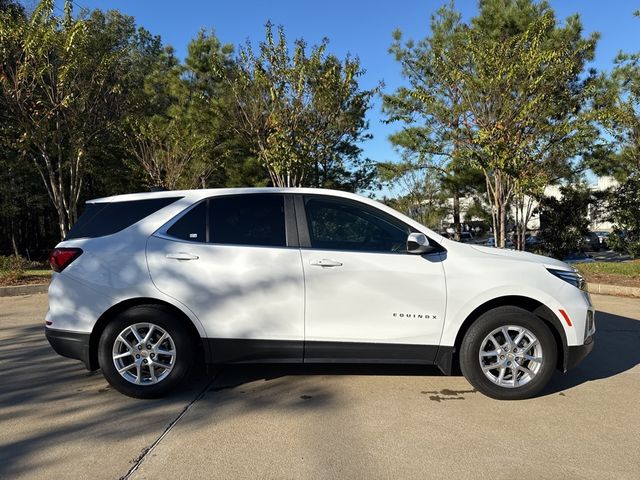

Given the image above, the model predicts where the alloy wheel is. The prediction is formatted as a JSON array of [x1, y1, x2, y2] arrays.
[[478, 325, 543, 388], [112, 322, 176, 385]]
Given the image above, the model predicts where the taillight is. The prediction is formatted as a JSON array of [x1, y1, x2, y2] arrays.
[[49, 248, 83, 272]]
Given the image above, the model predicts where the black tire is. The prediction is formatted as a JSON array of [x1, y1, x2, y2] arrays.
[[460, 306, 557, 400], [98, 305, 196, 399]]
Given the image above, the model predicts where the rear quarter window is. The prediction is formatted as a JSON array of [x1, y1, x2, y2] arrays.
[[66, 197, 182, 240]]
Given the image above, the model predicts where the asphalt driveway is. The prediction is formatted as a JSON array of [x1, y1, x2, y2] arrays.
[[1, 293, 638, 479]]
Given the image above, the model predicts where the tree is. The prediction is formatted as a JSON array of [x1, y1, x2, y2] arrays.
[[597, 11, 640, 257], [384, 5, 480, 239], [226, 23, 377, 190], [127, 117, 210, 190], [385, 1, 599, 247], [0, 1, 152, 238], [125, 32, 228, 190]]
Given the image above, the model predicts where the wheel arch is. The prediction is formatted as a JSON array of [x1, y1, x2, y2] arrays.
[[440, 295, 568, 375], [88, 297, 206, 370]]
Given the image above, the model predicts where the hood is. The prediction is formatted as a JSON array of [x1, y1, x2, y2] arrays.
[[469, 244, 571, 270]]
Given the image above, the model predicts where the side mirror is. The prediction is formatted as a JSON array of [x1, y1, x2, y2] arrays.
[[407, 232, 434, 254]]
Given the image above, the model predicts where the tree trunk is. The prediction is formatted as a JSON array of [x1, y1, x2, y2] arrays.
[[519, 201, 526, 251], [10, 217, 19, 257], [452, 193, 461, 241], [499, 201, 506, 248]]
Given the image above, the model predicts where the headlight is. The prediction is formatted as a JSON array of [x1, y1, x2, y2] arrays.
[[547, 268, 586, 291]]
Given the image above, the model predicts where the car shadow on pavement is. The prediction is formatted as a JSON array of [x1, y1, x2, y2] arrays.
[[210, 363, 442, 389], [176, 363, 444, 429], [543, 309, 640, 396]]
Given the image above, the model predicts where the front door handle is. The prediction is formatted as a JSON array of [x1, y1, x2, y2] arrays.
[[310, 258, 343, 267], [166, 252, 199, 261]]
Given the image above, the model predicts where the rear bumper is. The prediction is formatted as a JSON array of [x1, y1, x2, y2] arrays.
[[565, 335, 594, 371], [45, 327, 93, 370]]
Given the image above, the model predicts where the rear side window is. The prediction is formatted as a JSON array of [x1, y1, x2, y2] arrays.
[[66, 197, 182, 240], [166, 201, 207, 242], [210, 195, 286, 247]]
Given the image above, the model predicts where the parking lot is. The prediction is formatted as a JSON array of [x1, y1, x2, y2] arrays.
[[1, 293, 639, 480]]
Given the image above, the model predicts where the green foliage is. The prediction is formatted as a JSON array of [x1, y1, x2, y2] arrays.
[[0, 0, 23, 17], [590, 15, 640, 181], [0, 254, 26, 283], [227, 23, 377, 189], [607, 175, 640, 258], [538, 186, 592, 259], [588, 14, 640, 259], [125, 30, 238, 190], [0, 1, 158, 237]]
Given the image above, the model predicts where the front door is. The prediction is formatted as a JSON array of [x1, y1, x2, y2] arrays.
[[146, 193, 304, 363], [297, 195, 447, 363]]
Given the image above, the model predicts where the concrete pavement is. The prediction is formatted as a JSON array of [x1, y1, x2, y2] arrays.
[[1, 293, 639, 479]]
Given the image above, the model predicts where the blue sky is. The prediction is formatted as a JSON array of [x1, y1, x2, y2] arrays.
[[49, 0, 639, 167]]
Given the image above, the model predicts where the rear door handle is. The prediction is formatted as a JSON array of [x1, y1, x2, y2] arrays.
[[310, 258, 343, 267], [166, 252, 199, 261]]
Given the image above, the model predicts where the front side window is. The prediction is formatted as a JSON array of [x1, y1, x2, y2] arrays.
[[210, 194, 286, 247], [304, 197, 410, 252]]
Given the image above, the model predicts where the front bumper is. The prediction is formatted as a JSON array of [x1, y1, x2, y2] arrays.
[[45, 328, 93, 370], [564, 335, 594, 371]]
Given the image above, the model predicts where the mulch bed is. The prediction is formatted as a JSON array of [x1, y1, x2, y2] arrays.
[[0, 275, 51, 288], [582, 273, 640, 289]]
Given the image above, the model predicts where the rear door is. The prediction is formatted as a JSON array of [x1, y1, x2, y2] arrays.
[[146, 193, 304, 363], [297, 195, 447, 363]]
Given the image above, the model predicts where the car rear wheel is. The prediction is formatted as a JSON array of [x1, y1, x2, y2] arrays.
[[98, 305, 195, 398], [460, 306, 557, 400]]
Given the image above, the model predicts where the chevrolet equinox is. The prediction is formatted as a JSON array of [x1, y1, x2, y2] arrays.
[[45, 188, 595, 400]]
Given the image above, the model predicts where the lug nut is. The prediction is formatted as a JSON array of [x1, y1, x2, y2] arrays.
[[138, 345, 142, 350], [507, 361, 511, 366], [136, 354, 140, 359], [146, 344, 151, 349], [500, 355, 505, 359], [150, 353, 155, 358], [143, 359, 148, 364]]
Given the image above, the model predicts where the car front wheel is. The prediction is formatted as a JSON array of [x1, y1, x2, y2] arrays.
[[460, 306, 557, 400], [98, 305, 195, 398]]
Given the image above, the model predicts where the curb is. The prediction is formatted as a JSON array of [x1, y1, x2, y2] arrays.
[[0, 283, 49, 297], [586, 282, 640, 298]]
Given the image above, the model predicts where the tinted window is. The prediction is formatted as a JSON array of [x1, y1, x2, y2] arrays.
[[67, 197, 182, 239], [305, 197, 410, 252], [210, 195, 286, 247], [166, 201, 207, 242]]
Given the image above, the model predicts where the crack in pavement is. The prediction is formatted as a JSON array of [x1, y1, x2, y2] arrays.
[[119, 374, 219, 480]]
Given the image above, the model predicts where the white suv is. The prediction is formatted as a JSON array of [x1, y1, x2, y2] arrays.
[[45, 188, 595, 400]]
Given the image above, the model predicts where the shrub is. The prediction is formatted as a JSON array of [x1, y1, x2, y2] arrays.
[[0, 255, 27, 284]]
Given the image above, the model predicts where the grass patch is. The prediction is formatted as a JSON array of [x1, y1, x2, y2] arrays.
[[25, 269, 53, 277], [576, 260, 640, 278], [577, 260, 640, 288]]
